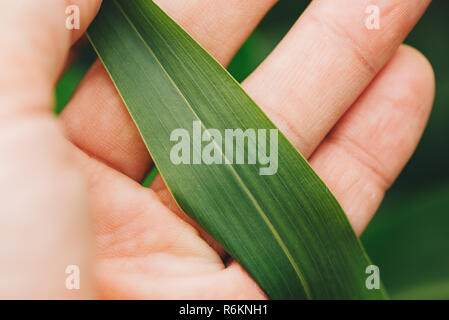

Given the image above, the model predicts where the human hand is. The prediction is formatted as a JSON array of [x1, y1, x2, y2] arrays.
[[0, 0, 434, 299]]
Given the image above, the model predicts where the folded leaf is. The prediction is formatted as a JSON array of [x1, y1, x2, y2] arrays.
[[87, 0, 387, 299]]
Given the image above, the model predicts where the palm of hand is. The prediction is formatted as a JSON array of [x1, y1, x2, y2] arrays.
[[0, 0, 433, 299]]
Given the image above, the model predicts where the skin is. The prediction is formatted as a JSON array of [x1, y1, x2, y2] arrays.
[[0, 0, 435, 299]]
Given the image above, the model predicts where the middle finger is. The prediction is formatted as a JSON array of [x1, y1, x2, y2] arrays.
[[242, 0, 431, 157]]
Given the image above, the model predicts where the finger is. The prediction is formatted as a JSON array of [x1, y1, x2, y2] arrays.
[[155, 0, 279, 66], [97, 258, 266, 299], [60, 0, 278, 181], [242, 0, 431, 158], [309, 45, 435, 235], [0, 0, 101, 117]]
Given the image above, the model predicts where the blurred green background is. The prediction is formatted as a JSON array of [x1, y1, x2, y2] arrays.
[[56, 1, 449, 299]]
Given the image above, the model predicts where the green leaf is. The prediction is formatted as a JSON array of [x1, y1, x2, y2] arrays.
[[87, 0, 387, 299]]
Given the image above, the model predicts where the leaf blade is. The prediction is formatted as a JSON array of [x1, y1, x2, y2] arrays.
[[87, 0, 387, 299]]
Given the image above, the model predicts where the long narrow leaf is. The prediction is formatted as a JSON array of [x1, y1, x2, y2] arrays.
[[87, 0, 387, 299]]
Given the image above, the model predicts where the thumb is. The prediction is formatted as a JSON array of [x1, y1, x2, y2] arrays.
[[0, 0, 102, 299]]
